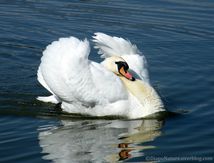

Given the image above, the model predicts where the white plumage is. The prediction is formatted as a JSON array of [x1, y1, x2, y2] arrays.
[[37, 33, 164, 119]]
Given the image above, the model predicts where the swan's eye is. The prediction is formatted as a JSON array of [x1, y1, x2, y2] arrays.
[[115, 61, 129, 72], [123, 62, 129, 71], [115, 61, 135, 81]]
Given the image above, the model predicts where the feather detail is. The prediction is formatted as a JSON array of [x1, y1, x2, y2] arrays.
[[93, 32, 141, 58], [37, 36, 128, 107]]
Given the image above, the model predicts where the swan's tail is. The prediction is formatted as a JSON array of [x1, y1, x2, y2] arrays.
[[37, 95, 61, 104]]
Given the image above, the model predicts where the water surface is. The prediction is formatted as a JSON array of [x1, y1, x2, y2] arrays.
[[0, 0, 214, 162]]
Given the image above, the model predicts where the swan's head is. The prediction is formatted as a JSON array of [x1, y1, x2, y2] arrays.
[[102, 56, 135, 81]]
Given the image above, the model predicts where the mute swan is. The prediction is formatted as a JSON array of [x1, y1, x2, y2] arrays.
[[37, 33, 164, 119]]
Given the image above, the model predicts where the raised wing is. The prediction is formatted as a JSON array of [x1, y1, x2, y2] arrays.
[[37, 36, 128, 106], [93, 32, 141, 58], [93, 33, 149, 83]]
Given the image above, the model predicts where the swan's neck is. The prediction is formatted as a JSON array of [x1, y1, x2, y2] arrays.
[[119, 77, 164, 110]]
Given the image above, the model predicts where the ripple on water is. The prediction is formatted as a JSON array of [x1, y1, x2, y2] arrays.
[[0, 0, 214, 162]]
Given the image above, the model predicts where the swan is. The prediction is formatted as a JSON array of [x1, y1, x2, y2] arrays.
[[37, 33, 164, 119]]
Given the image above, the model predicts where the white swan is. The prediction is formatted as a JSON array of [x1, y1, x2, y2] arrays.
[[37, 33, 164, 119]]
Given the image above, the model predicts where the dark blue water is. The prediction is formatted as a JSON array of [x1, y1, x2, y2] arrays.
[[0, 0, 214, 162]]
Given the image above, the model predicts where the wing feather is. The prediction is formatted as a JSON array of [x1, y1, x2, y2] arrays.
[[93, 32, 141, 58], [37, 36, 128, 106]]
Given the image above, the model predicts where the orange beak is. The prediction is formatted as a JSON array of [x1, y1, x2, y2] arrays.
[[119, 66, 135, 81]]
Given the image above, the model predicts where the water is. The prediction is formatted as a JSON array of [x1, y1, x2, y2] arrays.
[[0, 0, 214, 162]]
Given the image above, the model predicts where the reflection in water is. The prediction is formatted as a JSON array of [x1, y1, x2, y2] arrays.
[[38, 119, 163, 162]]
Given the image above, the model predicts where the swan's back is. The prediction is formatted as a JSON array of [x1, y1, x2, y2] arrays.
[[38, 37, 90, 102], [37, 36, 128, 107]]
